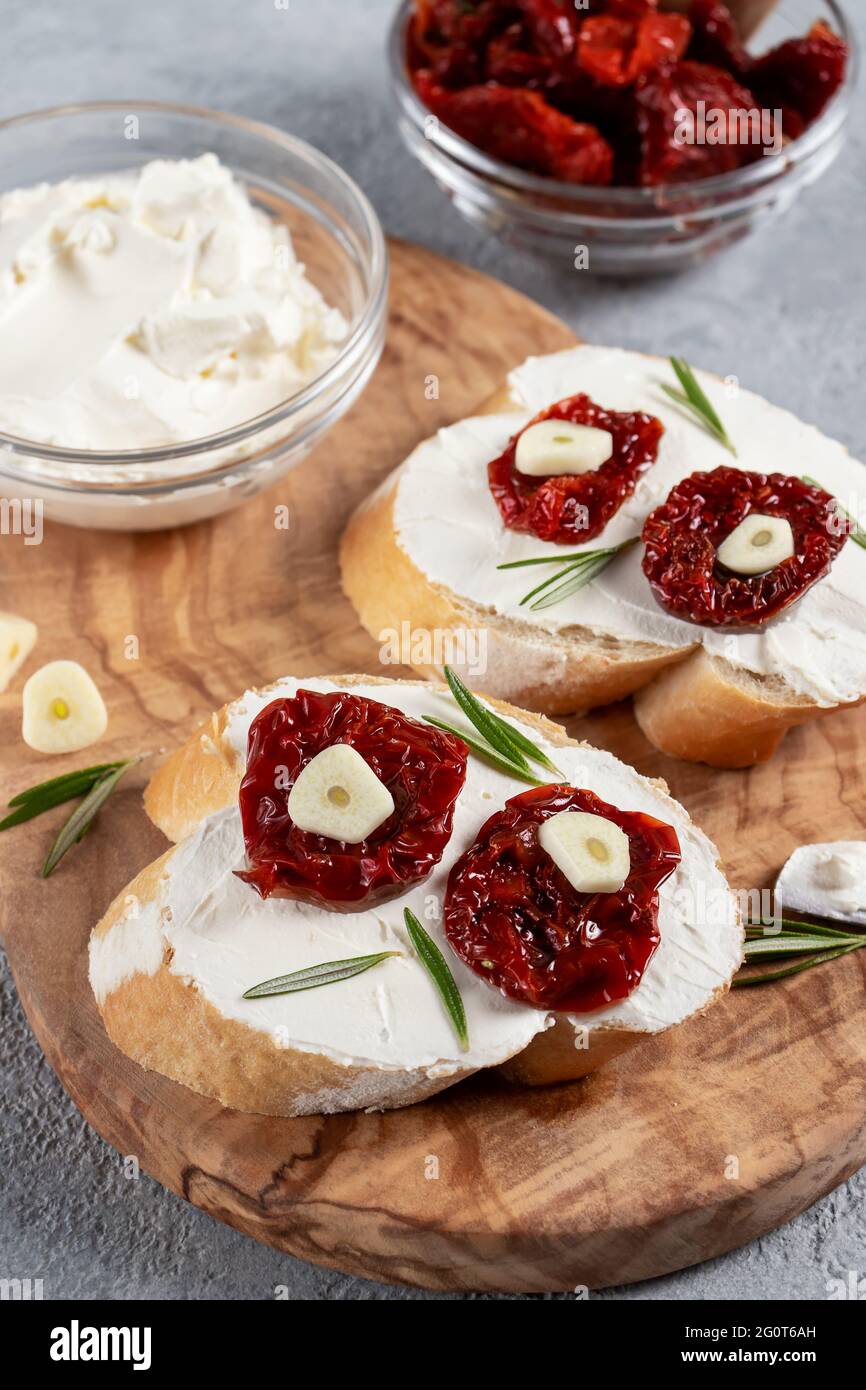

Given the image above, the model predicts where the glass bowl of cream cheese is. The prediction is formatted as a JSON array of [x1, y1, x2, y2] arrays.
[[0, 101, 388, 529]]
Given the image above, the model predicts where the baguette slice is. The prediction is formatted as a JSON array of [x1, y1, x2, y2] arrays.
[[91, 676, 742, 1115], [340, 347, 866, 767]]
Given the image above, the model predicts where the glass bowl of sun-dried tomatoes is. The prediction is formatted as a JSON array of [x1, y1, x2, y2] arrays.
[[390, 0, 855, 274]]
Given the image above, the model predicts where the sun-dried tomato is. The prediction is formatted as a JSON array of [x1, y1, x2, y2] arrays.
[[488, 392, 663, 544], [237, 690, 467, 911], [577, 13, 691, 88], [688, 0, 750, 74], [485, 23, 552, 86], [411, 1, 522, 85], [444, 784, 681, 1013], [635, 60, 770, 185], [516, 0, 580, 61], [749, 20, 847, 127], [407, 1, 848, 187], [641, 467, 849, 628], [606, 0, 658, 16], [416, 73, 614, 183]]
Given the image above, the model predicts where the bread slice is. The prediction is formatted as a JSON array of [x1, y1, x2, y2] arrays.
[[340, 347, 866, 767], [88, 675, 741, 1115], [341, 479, 687, 718]]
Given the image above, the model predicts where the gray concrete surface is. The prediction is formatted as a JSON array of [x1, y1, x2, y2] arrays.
[[1, 0, 864, 1301]]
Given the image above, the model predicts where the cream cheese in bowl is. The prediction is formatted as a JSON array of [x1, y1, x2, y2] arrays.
[[0, 103, 388, 530], [0, 154, 347, 450]]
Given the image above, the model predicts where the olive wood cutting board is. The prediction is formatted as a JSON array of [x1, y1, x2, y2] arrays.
[[1, 238, 864, 1294]]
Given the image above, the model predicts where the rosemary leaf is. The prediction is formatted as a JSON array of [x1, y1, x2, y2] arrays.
[[529, 550, 623, 611], [41, 757, 141, 878], [733, 940, 863, 987], [243, 952, 400, 999], [443, 665, 561, 775], [447, 664, 561, 778], [743, 933, 863, 959], [498, 537, 638, 611], [664, 356, 737, 456], [424, 716, 544, 785], [482, 703, 561, 774], [746, 918, 864, 941], [497, 550, 606, 570], [442, 665, 531, 772], [801, 474, 866, 551], [520, 558, 590, 608], [8, 762, 124, 808], [1, 763, 125, 832], [404, 908, 468, 1050]]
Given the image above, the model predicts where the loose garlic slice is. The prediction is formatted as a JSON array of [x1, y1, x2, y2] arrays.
[[22, 660, 108, 754], [716, 514, 794, 576], [538, 810, 631, 894], [287, 744, 395, 843], [0, 612, 38, 693], [514, 419, 614, 477]]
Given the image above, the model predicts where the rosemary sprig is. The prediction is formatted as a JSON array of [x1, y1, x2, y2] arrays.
[[404, 908, 468, 1050], [733, 917, 864, 987], [746, 916, 862, 941], [498, 536, 638, 611], [42, 757, 142, 878], [243, 951, 400, 999], [0, 761, 125, 832], [734, 942, 863, 987], [662, 356, 737, 456], [425, 716, 544, 786], [424, 665, 561, 782], [441, 664, 531, 771], [742, 932, 863, 960], [801, 474, 866, 551]]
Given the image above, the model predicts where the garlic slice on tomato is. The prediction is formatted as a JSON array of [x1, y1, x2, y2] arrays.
[[288, 743, 394, 843], [716, 514, 794, 576], [22, 659, 108, 754], [538, 809, 630, 894], [514, 419, 614, 477]]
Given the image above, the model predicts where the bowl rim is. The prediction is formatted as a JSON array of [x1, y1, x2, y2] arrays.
[[0, 99, 389, 465], [389, 0, 858, 208]]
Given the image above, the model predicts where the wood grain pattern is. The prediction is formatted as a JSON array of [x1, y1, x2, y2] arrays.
[[1, 239, 865, 1293]]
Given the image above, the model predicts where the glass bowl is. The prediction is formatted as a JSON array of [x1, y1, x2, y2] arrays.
[[389, 0, 856, 276], [0, 101, 388, 530]]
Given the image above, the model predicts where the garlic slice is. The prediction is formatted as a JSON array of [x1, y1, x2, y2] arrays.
[[538, 810, 631, 894], [288, 744, 395, 843], [514, 420, 614, 477], [0, 612, 37, 693], [22, 659, 108, 754], [716, 514, 794, 576]]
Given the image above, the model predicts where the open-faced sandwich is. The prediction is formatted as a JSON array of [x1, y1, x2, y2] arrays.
[[88, 675, 741, 1115], [340, 347, 866, 767]]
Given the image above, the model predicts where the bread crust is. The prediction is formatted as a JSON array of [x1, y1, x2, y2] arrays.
[[92, 852, 476, 1117], [339, 368, 859, 764], [632, 648, 847, 768], [124, 676, 741, 1107]]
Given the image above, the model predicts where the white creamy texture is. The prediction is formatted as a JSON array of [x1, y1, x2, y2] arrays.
[[393, 346, 866, 706], [89, 678, 740, 1070], [776, 841, 866, 926], [0, 154, 346, 450]]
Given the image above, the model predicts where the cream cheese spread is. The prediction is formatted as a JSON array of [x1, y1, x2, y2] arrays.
[[0, 154, 346, 450], [392, 346, 866, 706], [89, 679, 740, 1073]]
